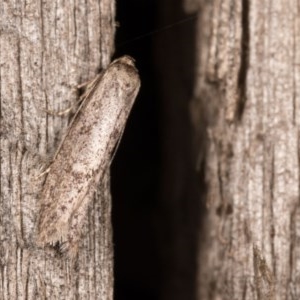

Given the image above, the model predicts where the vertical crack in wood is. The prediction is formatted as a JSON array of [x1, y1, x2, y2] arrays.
[[237, 0, 249, 120]]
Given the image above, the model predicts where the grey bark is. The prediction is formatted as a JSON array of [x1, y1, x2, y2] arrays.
[[0, 1, 115, 299], [157, 0, 300, 299], [194, 0, 300, 299]]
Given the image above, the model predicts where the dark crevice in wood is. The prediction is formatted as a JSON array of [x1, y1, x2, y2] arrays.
[[237, 0, 250, 121]]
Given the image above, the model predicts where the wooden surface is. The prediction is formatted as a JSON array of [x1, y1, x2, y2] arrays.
[[0, 1, 115, 299], [193, 0, 300, 299], [155, 0, 300, 298]]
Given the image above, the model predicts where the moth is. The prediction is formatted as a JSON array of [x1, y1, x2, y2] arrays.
[[37, 56, 140, 256]]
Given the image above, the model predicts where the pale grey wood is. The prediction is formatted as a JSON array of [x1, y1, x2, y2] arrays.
[[192, 0, 300, 299], [0, 1, 115, 299]]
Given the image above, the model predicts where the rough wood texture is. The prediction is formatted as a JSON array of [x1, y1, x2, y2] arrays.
[[193, 0, 300, 299], [0, 1, 115, 299]]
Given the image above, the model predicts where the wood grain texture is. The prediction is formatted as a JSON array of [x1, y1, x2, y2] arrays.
[[192, 0, 300, 299], [0, 0, 116, 299]]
